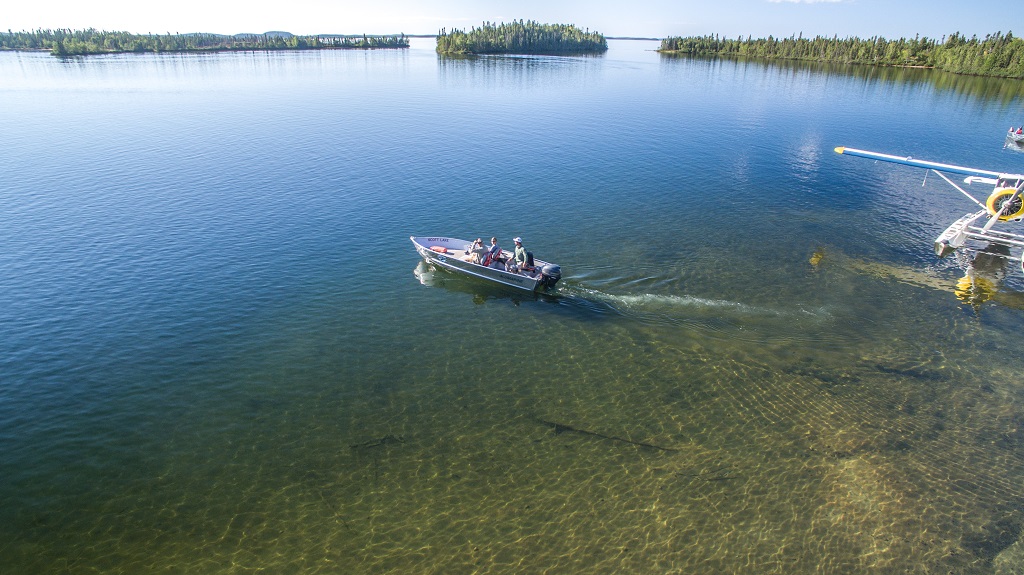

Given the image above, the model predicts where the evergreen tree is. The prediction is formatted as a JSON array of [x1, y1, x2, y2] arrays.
[[658, 31, 1023, 78]]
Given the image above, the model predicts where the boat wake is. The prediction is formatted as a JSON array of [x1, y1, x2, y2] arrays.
[[415, 262, 837, 341], [555, 283, 834, 341], [562, 284, 823, 318], [611, 292, 791, 316]]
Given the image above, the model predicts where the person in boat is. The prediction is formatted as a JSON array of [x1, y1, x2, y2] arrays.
[[507, 236, 533, 273], [482, 237, 502, 267], [463, 238, 486, 264], [1018, 126, 1024, 135]]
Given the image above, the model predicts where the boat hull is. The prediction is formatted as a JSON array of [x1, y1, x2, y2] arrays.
[[410, 236, 556, 292]]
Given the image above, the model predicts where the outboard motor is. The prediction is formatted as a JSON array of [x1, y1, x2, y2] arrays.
[[539, 264, 561, 289]]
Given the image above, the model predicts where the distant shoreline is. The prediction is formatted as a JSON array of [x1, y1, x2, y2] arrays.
[[0, 30, 410, 57], [658, 32, 1023, 79], [7, 27, 1018, 80]]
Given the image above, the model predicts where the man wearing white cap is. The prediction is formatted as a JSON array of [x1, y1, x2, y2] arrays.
[[510, 236, 530, 273]]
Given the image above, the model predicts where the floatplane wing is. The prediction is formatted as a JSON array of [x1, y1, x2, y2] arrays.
[[834, 146, 1024, 278], [834, 147, 1005, 179]]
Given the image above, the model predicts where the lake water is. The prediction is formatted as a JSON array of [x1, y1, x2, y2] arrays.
[[3, 37, 1024, 573]]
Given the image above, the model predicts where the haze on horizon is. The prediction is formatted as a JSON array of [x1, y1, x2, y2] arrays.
[[1, 0, 1017, 42]]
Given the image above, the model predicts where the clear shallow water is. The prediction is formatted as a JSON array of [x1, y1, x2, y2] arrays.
[[2, 38, 1024, 573]]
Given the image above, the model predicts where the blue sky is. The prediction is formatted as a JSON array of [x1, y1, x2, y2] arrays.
[[2, 0, 1017, 40]]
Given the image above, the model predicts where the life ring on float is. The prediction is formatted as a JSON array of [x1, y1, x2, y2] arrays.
[[429, 246, 448, 253], [986, 188, 1024, 221]]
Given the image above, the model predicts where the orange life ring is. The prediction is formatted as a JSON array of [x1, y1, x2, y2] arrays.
[[429, 246, 448, 253]]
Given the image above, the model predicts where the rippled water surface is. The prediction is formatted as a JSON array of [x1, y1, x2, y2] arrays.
[[3, 38, 1024, 574]]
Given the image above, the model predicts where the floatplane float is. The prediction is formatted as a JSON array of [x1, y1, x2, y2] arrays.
[[410, 236, 562, 292], [834, 146, 1024, 287]]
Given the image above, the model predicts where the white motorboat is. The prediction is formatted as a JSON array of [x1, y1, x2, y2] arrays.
[[410, 236, 562, 292]]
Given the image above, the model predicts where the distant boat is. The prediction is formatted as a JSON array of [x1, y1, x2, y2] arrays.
[[1007, 128, 1024, 146], [410, 236, 561, 292]]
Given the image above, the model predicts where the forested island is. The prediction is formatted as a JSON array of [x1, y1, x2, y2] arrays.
[[0, 29, 409, 56], [7, 25, 1021, 79], [659, 32, 1024, 79], [436, 21, 607, 55]]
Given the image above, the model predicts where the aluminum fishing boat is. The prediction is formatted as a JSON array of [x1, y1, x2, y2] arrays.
[[410, 236, 562, 292]]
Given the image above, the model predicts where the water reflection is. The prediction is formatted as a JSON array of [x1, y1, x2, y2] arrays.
[[659, 53, 1024, 104], [1, 48, 414, 92], [437, 51, 605, 91], [816, 244, 1024, 312]]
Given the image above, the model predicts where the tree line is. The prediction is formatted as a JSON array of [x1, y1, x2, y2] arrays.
[[436, 20, 607, 55], [0, 29, 409, 56], [659, 32, 1024, 79]]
